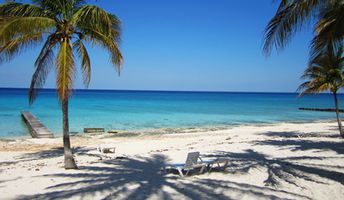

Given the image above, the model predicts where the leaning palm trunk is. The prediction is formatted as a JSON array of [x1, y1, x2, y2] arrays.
[[62, 99, 78, 169], [333, 92, 344, 138]]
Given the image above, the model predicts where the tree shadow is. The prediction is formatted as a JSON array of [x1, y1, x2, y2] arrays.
[[260, 131, 340, 139], [17, 148, 64, 161], [203, 149, 344, 188], [16, 153, 311, 200], [8, 129, 344, 199], [0, 161, 18, 167], [256, 131, 344, 154], [14, 146, 100, 162]]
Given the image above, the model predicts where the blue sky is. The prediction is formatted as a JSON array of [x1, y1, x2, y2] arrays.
[[0, 0, 314, 92]]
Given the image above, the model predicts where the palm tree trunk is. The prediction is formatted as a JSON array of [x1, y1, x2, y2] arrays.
[[333, 92, 344, 138], [62, 98, 78, 169]]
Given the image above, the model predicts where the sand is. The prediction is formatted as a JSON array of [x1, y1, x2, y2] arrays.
[[0, 121, 343, 199]]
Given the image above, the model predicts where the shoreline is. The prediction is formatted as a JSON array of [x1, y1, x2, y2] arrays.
[[0, 119, 341, 153], [0, 118, 339, 140]]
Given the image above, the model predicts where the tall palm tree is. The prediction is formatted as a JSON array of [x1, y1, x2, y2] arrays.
[[0, 0, 123, 169], [298, 44, 344, 138], [263, 0, 344, 59]]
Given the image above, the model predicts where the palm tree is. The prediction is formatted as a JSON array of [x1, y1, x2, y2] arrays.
[[263, 0, 344, 59], [0, 0, 123, 169], [298, 44, 344, 138]]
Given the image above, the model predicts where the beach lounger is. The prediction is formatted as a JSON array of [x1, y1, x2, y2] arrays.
[[206, 158, 230, 172], [95, 146, 116, 160], [165, 152, 207, 177]]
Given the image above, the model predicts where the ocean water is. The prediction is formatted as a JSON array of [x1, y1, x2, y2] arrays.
[[0, 88, 342, 137]]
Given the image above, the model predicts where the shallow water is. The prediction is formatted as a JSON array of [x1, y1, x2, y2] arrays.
[[0, 88, 341, 137]]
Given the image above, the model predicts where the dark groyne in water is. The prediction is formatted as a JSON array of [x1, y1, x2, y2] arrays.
[[299, 108, 344, 113]]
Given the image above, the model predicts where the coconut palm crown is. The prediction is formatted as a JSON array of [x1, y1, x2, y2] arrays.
[[298, 44, 344, 138], [263, 0, 344, 59], [0, 0, 123, 169]]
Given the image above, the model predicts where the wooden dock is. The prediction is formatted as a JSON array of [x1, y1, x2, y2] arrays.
[[21, 111, 54, 138]]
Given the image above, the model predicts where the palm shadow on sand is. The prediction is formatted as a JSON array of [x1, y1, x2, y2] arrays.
[[205, 149, 344, 188], [16, 153, 313, 200], [13, 130, 344, 199], [250, 131, 344, 185], [256, 131, 344, 154]]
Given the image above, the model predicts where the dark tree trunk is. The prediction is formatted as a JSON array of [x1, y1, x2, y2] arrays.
[[62, 98, 78, 169], [333, 92, 344, 138]]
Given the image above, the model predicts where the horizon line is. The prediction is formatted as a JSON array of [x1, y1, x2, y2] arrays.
[[0, 87, 336, 94]]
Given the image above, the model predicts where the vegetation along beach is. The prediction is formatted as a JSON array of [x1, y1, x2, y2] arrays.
[[0, 0, 343, 199]]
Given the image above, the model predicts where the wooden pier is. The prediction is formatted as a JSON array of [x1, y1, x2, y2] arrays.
[[21, 111, 54, 138]]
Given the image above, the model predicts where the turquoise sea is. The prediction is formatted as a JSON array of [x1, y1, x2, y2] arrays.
[[0, 88, 342, 138]]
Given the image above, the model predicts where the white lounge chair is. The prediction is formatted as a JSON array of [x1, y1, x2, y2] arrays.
[[165, 152, 207, 177], [95, 146, 116, 160], [206, 158, 230, 172]]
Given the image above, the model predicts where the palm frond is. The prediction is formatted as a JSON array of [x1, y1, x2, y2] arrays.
[[0, 2, 53, 18], [0, 32, 43, 63], [73, 39, 91, 87], [310, 2, 344, 60], [71, 5, 122, 73], [297, 81, 312, 96], [298, 43, 344, 96], [275, 0, 290, 12], [56, 38, 75, 102], [263, 0, 324, 56], [80, 29, 122, 74], [29, 34, 58, 104], [298, 79, 331, 95], [32, 0, 85, 20], [0, 16, 55, 46], [0, 16, 55, 62], [72, 5, 121, 37]]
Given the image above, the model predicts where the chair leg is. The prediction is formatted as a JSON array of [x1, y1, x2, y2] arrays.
[[178, 168, 184, 177], [208, 163, 213, 173], [206, 164, 211, 173], [200, 165, 206, 174], [185, 169, 190, 176], [222, 160, 229, 171]]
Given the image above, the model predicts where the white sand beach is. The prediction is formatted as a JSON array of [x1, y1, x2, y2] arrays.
[[0, 121, 344, 200]]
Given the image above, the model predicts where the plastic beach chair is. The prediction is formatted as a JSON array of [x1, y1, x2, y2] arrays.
[[165, 152, 207, 177], [207, 158, 230, 172]]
